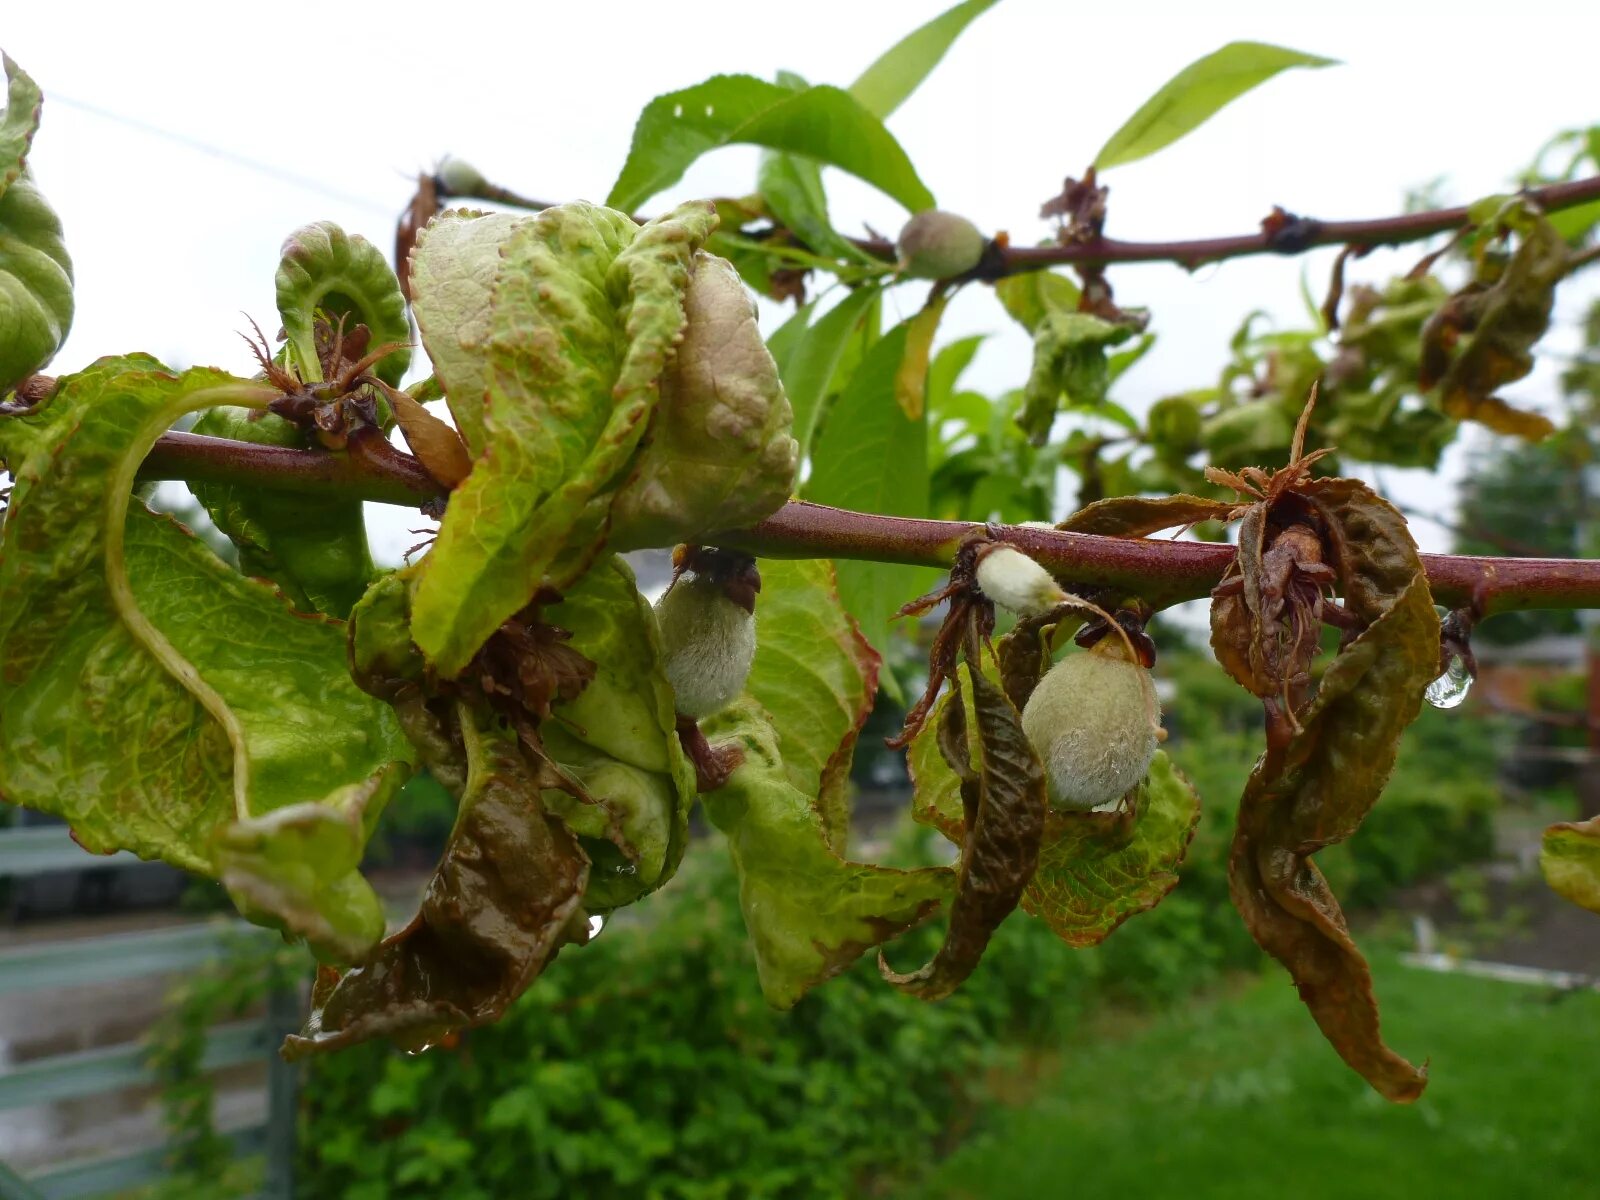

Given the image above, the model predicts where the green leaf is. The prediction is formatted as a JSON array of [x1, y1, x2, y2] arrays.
[[539, 557, 696, 911], [607, 251, 799, 550], [763, 298, 816, 373], [0, 54, 72, 393], [926, 333, 985, 422], [849, 0, 999, 119], [1541, 817, 1600, 914], [744, 559, 880, 853], [895, 293, 950, 419], [188, 406, 375, 617], [993, 268, 1079, 334], [781, 284, 882, 457], [805, 320, 932, 698], [410, 201, 716, 677], [607, 75, 935, 215], [1018, 312, 1137, 445], [757, 73, 865, 266], [0, 357, 411, 963], [409, 209, 526, 456], [702, 702, 951, 1009], [275, 221, 411, 385], [284, 708, 590, 1057], [1094, 42, 1337, 171]]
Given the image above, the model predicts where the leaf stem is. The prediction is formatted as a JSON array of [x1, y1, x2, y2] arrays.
[[135, 438, 1600, 618]]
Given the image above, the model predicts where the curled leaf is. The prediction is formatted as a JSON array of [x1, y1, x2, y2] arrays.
[[883, 628, 1046, 999], [0, 357, 410, 963], [1221, 476, 1438, 1101], [0, 53, 72, 393], [283, 708, 589, 1058], [1419, 209, 1564, 439], [376, 379, 472, 489], [1059, 493, 1236, 538], [1018, 312, 1136, 445], [702, 702, 952, 1009], [410, 200, 718, 677], [188, 405, 377, 617], [1540, 816, 1600, 915], [276, 221, 411, 385], [893, 292, 950, 419], [608, 250, 799, 550]]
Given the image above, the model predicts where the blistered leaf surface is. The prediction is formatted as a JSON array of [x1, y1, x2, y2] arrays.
[[275, 222, 410, 385]]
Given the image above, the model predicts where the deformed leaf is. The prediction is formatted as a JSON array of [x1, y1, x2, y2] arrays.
[[608, 75, 935, 215], [1420, 211, 1564, 439], [883, 635, 1046, 999], [276, 221, 411, 386], [608, 251, 799, 550], [0, 53, 72, 393], [1018, 312, 1136, 445], [410, 200, 716, 677], [848, 0, 998, 119], [992, 268, 1079, 335], [894, 292, 950, 419], [188, 406, 377, 617], [1226, 477, 1439, 1102], [1059, 493, 1235, 538], [408, 209, 526, 456], [1095, 41, 1336, 170], [1541, 816, 1600, 914], [702, 702, 952, 1009], [743, 559, 881, 854], [538, 557, 696, 911], [283, 708, 590, 1057], [0, 357, 411, 963]]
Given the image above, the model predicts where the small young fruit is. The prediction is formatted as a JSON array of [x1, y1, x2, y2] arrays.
[[1020, 638, 1160, 811], [653, 573, 757, 720], [895, 210, 986, 280], [975, 546, 1068, 616], [435, 156, 489, 196]]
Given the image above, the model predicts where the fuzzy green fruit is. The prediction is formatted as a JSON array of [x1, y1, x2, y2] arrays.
[[1020, 639, 1160, 811], [895, 210, 985, 280], [653, 575, 756, 720]]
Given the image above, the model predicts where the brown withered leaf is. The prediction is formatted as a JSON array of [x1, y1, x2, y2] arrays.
[[1058, 493, 1236, 539], [1418, 211, 1564, 440], [881, 621, 1047, 999], [283, 709, 589, 1058], [1228, 479, 1439, 1102]]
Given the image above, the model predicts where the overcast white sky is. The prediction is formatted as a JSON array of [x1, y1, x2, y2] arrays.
[[6, 0, 1598, 558]]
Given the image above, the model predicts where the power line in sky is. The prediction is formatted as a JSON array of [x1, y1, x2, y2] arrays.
[[50, 92, 395, 217]]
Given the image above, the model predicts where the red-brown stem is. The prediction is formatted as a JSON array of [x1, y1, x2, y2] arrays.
[[135, 439, 1600, 620], [446, 174, 1600, 276]]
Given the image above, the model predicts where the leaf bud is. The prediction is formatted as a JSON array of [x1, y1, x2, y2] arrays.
[[895, 210, 986, 280], [653, 551, 760, 720], [975, 545, 1068, 616], [1020, 638, 1161, 811]]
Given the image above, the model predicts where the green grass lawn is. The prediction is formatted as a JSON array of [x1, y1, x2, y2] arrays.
[[928, 957, 1600, 1200]]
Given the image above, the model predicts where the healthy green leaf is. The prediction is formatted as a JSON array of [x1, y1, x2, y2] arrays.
[[743, 559, 880, 853], [702, 702, 952, 1009], [782, 284, 882, 457], [849, 0, 999, 119], [188, 406, 376, 617], [0, 357, 411, 963], [408, 209, 526, 456], [275, 221, 411, 386], [284, 708, 590, 1057], [0, 53, 72, 393], [607, 75, 935, 215], [805, 319, 932, 699], [410, 201, 715, 677], [1094, 41, 1337, 171], [1541, 816, 1600, 914], [757, 73, 865, 266]]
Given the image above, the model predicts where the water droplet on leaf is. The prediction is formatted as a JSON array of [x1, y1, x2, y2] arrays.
[[404, 1042, 435, 1057], [587, 913, 606, 939], [1425, 654, 1473, 709]]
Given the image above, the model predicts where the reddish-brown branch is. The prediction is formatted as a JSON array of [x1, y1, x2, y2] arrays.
[[443, 174, 1600, 276], [136, 438, 1600, 619]]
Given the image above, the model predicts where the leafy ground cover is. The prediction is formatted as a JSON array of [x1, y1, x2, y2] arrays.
[[932, 957, 1600, 1200]]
